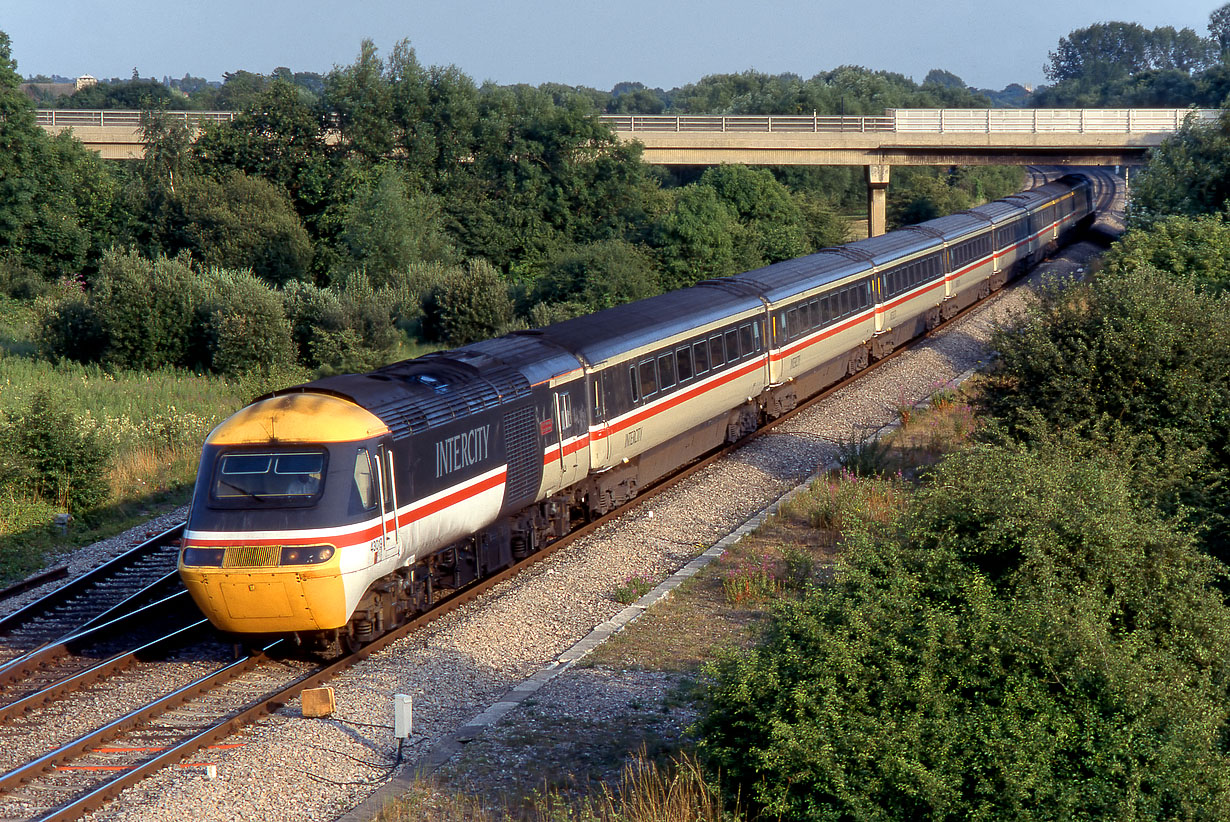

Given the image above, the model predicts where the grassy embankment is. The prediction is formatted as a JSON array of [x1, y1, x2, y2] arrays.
[[379, 384, 982, 821], [0, 295, 252, 583]]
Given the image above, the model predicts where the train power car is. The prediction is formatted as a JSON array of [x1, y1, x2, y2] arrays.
[[179, 173, 1095, 649]]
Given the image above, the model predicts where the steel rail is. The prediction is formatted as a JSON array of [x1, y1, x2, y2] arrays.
[[0, 523, 185, 638], [0, 643, 278, 795], [0, 619, 211, 725], [0, 590, 203, 702]]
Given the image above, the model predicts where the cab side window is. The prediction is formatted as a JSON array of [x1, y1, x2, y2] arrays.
[[354, 448, 376, 510]]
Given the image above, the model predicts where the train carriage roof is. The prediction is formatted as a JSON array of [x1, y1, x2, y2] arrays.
[[966, 200, 1025, 224], [915, 211, 992, 241], [725, 249, 872, 305], [1003, 183, 1067, 211], [272, 335, 585, 439], [842, 225, 943, 266], [535, 283, 763, 366]]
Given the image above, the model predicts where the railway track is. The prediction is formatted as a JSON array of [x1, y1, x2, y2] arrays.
[[0, 525, 186, 667], [0, 170, 1125, 821]]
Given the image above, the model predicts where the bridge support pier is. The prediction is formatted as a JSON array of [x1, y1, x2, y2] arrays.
[[866, 164, 890, 237]]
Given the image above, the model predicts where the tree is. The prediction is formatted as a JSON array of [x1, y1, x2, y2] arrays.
[[1212, 3, 1230, 58], [338, 164, 454, 283], [699, 164, 811, 266], [0, 31, 119, 283], [698, 443, 1230, 821], [325, 40, 395, 163], [922, 69, 966, 89], [1129, 108, 1230, 224], [164, 170, 313, 286], [1102, 213, 1230, 294], [651, 185, 742, 289], [1045, 21, 1213, 84]]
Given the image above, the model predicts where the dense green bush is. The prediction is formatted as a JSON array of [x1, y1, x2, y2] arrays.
[[89, 249, 205, 371], [419, 259, 514, 346], [33, 276, 106, 364], [1102, 213, 1230, 294], [697, 444, 1230, 821], [0, 390, 112, 513], [200, 268, 298, 377], [166, 170, 314, 286], [530, 239, 661, 312], [979, 266, 1230, 559], [283, 271, 398, 373]]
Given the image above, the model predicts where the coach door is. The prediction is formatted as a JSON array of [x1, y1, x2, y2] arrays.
[[588, 372, 609, 466], [374, 443, 399, 563], [551, 384, 586, 488]]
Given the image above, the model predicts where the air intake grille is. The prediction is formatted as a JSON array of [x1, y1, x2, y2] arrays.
[[502, 405, 540, 506], [223, 545, 282, 568]]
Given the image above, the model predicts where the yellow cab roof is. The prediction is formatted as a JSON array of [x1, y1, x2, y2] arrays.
[[207, 392, 389, 446]]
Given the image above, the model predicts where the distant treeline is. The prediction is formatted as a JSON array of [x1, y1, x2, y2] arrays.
[[0, 28, 1025, 382]]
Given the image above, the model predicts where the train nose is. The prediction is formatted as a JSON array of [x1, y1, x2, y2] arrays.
[[179, 544, 347, 633]]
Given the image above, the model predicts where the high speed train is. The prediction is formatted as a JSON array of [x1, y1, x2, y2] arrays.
[[178, 174, 1095, 649]]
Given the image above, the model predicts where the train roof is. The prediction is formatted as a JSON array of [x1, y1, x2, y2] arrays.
[[277, 349, 538, 440], [842, 225, 943, 265], [724, 249, 872, 304], [536, 283, 762, 365], [914, 211, 992, 241], [965, 199, 1024, 224], [1003, 180, 1072, 211]]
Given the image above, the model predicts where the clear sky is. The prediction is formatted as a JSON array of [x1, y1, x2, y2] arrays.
[[4, 0, 1223, 92]]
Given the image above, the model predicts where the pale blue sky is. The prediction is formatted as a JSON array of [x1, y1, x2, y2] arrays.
[[4, 0, 1223, 92]]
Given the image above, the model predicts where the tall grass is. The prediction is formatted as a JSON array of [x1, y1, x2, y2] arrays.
[[380, 752, 738, 822]]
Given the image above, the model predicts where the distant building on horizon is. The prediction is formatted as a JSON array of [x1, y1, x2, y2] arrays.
[[20, 74, 96, 102]]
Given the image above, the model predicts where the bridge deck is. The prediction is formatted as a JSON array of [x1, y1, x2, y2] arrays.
[[38, 107, 1214, 164]]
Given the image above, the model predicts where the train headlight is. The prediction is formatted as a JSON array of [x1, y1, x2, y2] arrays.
[[279, 545, 336, 566], [182, 547, 225, 567]]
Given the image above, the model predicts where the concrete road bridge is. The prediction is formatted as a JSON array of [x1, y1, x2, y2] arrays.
[[40, 107, 1216, 236], [601, 108, 1216, 234]]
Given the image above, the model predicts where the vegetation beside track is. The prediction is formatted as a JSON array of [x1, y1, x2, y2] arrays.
[[380, 242, 1230, 819]]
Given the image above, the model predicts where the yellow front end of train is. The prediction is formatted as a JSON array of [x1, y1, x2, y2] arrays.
[[179, 392, 394, 634]]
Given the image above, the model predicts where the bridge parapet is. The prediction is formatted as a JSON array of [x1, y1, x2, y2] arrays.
[[600, 108, 1217, 135], [36, 109, 236, 129]]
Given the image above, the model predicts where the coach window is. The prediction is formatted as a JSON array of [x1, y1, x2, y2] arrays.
[[752, 321, 762, 350], [725, 329, 739, 361], [693, 340, 710, 374], [786, 308, 799, 341], [739, 323, 754, 355], [638, 359, 658, 398], [808, 300, 819, 328], [658, 352, 676, 389], [709, 334, 725, 368], [676, 346, 694, 382], [819, 296, 832, 324], [628, 364, 640, 404]]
